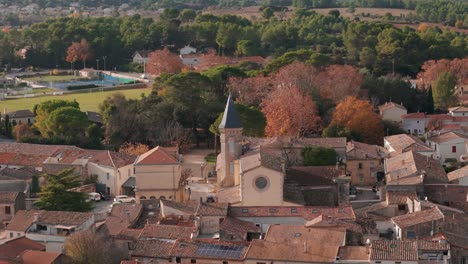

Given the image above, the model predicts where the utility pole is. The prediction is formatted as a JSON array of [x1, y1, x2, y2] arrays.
[[102, 56, 107, 71], [96, 59, 100, 71]]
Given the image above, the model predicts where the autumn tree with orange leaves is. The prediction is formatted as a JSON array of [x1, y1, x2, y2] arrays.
[[66, 39, 94, 69], [329, 97, 384, 145], [146, 48, 183, 75], [315, 65, 362, 103], [417, 58, 468, 89], [261, 86, 322, 137]]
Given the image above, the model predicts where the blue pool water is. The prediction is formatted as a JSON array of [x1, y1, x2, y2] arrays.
[[39, 74, 135, 90]]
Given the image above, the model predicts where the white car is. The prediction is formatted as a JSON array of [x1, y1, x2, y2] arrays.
[[88, 192, 101, 202], [114, 195, 136, 203]]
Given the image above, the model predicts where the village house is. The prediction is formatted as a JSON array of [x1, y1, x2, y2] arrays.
[[0, 236, 45, 260], [5, 210, 94, 252], [133, 146, 183, 202], [336, 246, 371, 264], [132, 50, 151, 64], [391, 206, 445, 240], [449, 106, 468, 117], [4, 109, 35, 125], [426, 131, 468, 162], [0, 191, 25, 227], [402, 111, 468, 136], [219, 217, 261, 241], [158, 199, 228, 235], [244, 225, 346, 264], [18, 250, 69, 264], [370, 240, 450, 264], [384, 150, 448, 189], [229, 205, 355, 233], [378, 102, 407, 123], [384, 134, 435, 157], [354, 191, 421, 235], [346, 141, 388, 186]]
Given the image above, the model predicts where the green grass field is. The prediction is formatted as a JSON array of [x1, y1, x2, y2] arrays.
[[0, 88, 151, 112], [22, 75, 81, 82]]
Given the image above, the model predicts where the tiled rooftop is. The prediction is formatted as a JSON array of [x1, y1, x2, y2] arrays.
[[391, 207, 444, 228], [370, 240, 418, 261]]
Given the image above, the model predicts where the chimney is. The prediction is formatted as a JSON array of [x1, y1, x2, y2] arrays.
[[303, 241, 307, 253], [33, 213, 39, 223], [280, 158, 286, 174]]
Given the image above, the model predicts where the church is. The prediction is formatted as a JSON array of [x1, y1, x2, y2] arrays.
[[215, 95, 299, 206]]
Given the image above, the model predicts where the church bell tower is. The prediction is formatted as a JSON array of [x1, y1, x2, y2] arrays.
[[218, 95, 243, 187]]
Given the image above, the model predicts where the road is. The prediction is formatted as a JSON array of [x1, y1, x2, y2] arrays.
[[92, 200, 113, 214]]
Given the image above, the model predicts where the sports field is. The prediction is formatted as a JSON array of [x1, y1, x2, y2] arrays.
[[0, 88, 151, 112]]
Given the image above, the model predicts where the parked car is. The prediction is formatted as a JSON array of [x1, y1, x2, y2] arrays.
[[88, 192, 101, 202], [114, 195, 136, 203]]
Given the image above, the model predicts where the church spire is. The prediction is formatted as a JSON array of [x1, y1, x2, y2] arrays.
[[219, 94, 241, 129]]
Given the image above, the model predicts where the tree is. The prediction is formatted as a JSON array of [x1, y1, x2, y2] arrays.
[[262, 7, 274, 19], [315, 65, 363, 103], [210, 103, 266, 137], [382, 120, 406, 136], [119, 142, 150, 156], [180, 9, 197, 23], [417, 58, 468, 89], [43, 107, 89, 138], [329, 97, 384, 145], [426, 87, 435, 114], [301, 146, 338, 166], [432, 71, 457, 110], [36, 169, 92, 212], [65, 39, 94, 69], [146, 48, 183, 75], [261, 86, 322, 137], [14, 123, 34, 142], [64, 230, 124, 264]]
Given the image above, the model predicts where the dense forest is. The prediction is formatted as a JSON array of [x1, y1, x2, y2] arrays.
[[1, 0, 467, 26], [0, 8, 466, 77]]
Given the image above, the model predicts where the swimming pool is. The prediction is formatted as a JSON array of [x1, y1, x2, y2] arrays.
[[38, 74, 136, 90]]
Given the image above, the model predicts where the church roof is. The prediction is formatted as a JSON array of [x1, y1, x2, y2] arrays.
[[219, 94, 242, 129]]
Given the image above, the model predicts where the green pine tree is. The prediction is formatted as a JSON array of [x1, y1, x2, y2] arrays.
[[36, 169, 93, 212]]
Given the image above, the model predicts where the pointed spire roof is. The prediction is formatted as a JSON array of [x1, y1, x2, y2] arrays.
[[219, 94, 242, 129]]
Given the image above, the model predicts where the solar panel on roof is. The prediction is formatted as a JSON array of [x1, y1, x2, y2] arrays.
[[197, 244, 244, 259]]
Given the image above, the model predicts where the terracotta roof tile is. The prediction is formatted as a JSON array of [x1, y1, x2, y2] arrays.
[[135, 146, 178, 165], [428, 131, 467, 144], [370, 240, 418, 261], [0, 237, 45, 258], [379, 102, 407, 112], [229, 206, 355, 221], [449, 106, 468, 112], [347, 141, 389, 160], [196, 202, 228, 216], [338, 246, 371, 261], [140, 224, 197, 240], [161, 200, 197, 215], [391, 207, 444, 228], [385, 134, 432, 153], [217, 186, 241, 204], [132, 240, 175, 259], [0, 191, 19, 204], [417, 240, 450, 251], [19, 250, 61, 264], [220, 217, 261, 237], [448, 165, 468, 182], [6, 210, 44, 232], [402, 112, 426, 119], [246, 226, 345, 262], [387, 191, 418, 205], [104, 204, 143, 236], [385, 151, 447, 185]]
